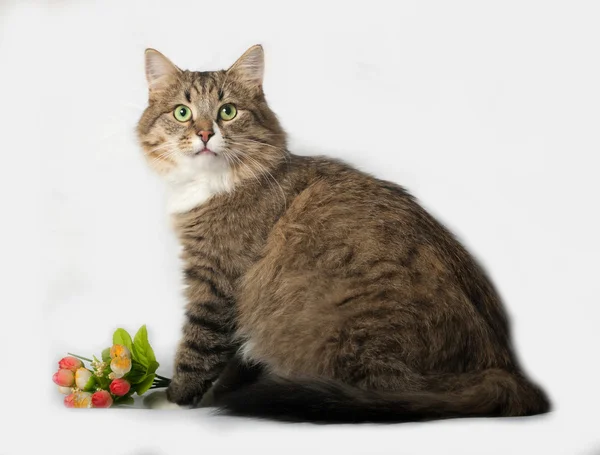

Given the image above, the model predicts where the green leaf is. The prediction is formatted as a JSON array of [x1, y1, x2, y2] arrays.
[[81, 375, 97, 392], [112, 328, 133, 353], [132, 325, 156, 367], [125, 360, 148, 384], [101, 348, 111, 363], [146, 360, 159, 376], [95, 375, 110, 389], [135, 374, 156, 396], [114, 396, 135, 406]]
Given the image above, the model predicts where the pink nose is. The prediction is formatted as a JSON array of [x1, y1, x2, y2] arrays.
[[198, 130, 214, 144]]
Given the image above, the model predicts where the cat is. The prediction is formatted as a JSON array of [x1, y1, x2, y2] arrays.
[[137, 45, 550, 422]]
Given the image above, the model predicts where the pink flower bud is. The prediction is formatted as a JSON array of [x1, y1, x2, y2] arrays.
[[58, 356, 83, 372], [91, 390, 113, 408], [109, 378, 131, 396], [64, 393, 76, 408], [75, 368, 95, 391], [52, 369, 74, 387]]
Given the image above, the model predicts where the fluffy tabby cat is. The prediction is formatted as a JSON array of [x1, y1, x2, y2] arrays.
[[137, 45, 549, 422]]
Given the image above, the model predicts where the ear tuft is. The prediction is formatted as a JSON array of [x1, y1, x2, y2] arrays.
[[227, 45, 264, 86], [145, 48, 181, 91]]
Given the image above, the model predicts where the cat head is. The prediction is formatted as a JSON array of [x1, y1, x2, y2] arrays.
[[137, 45, 287, 188]]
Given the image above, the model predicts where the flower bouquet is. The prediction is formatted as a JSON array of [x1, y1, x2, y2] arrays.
[[52, 325, 170, 408]]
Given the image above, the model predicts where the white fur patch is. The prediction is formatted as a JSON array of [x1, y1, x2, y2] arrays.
[[165, 125, 234, 214], [239, 339, 256, 362]]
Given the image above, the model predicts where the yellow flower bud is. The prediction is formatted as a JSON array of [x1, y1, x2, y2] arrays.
[[110, 356, 132, 378], [110, 344, 131, 360]]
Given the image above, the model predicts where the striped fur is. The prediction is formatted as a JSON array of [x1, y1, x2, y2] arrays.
[[137, 46, 550, 420]]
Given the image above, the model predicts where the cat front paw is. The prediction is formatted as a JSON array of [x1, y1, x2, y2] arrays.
[[166, 378, 204, 406]]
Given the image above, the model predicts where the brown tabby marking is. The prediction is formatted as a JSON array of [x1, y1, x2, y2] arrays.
[[137, 45, 549, 421]]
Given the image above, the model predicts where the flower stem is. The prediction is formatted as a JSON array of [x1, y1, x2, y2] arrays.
[[155, 374, 170, 381], [150, 376, 171, 389], [67, 353, 94, 363]]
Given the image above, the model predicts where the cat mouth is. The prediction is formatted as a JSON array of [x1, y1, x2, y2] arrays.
[[195, 148, 217, 156]]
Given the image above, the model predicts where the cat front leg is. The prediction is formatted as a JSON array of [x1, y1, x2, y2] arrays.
[[167, 270, 237, 405]]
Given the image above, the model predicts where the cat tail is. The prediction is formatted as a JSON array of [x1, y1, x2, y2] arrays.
[[215, 369, 550, 423]]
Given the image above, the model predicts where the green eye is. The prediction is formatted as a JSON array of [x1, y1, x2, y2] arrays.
[[219, 103, 237, 121], [174, 105, 192, 122]]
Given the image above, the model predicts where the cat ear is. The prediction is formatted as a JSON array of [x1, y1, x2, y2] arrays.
[[227, 45, 264, 86], [144, 48, 181, 91]]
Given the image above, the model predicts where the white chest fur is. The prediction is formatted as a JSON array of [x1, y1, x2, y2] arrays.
[[165, 155, 234, 214]]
